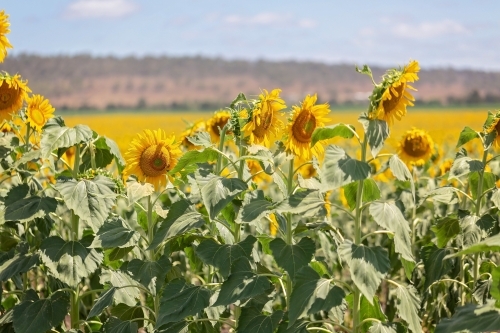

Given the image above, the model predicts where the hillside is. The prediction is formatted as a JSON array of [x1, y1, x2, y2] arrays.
[[2, 54, 500, 110]]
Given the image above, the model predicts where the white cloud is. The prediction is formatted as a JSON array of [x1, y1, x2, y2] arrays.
[[393, 19, 469, 39], [63, 0, 139, 20], [223, 12, 316, 29]]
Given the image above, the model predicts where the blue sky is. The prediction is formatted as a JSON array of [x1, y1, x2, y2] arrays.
[[2, 0, 500, 70]]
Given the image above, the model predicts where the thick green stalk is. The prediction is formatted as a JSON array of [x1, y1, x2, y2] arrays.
[[473, 150, 489, 292], [72, 144, 81, 179], [146, 195, 159, 321], [24, 124, 31, 152], [285, 158, 295, 309], [89, 140, 97, 170], [215, 125, 228, 175], [70, 288, 80, 329], [71, 144, 81, 241]]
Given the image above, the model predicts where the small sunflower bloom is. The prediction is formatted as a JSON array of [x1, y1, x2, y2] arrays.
[[373, 60, 420, 126], [247, 159, 271, 184], [26, 94, 55, 132], [0, 10, 13, 63], [242, 89, 286, 147], [285, 94, 331, 161], [484, 110, 500, 148], [269, 213, 279, 237], [124, 129, 182, 190], [180, 120, 206, 151], [206, 110, 231, 142], [0, 73, 31, 121], [397, 128, 434, 168]]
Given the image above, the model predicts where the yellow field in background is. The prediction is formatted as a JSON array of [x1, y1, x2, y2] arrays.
[[62, 108, 492, 158]]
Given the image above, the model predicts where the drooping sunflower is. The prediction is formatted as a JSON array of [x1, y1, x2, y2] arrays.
[[0, 10, 13, 63], [242, 89, 286, 147], [397, 128, 434, 168], [372, 60, 420, 126], [26, 94, 55, 132], [285, 94, 331, 161], [0, 74, 31, 121], [206, 110, 231, 142], [123, 129, 182, 190], [483, 110, 500, 148]]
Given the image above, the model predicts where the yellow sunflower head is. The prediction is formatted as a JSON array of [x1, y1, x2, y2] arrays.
[[206, 110, 231, 142], [397, 127, 434, 168], [371, 60, 420, 126], [26, 94, 55, 132], [247, 159, 271, 184], [123, 129, 182, 190], [269, 213, 279, 237], [285, 94, 331, 161], [63, 146, 77, 169], [0, 10, 13, 63], [370, 159, 392, 183], [242, 88, 286, 147], [324, 190, 332, 217], [0, 73, 31, 122], [483, 110, 500, 148], [180, 120, 206, 151]]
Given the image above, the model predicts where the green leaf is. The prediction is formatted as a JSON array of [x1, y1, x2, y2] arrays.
[[237, 190, 274, 223], [80, 137, 115, 171], [238, 307, 283, 333], [469, 171, 496, 199], [346, 294, 387, 333], [448, 233, 500, 257], [13, 290, 69, 333], [369, 322, 406, 333], [269, 237, 316, 281], [230, 92, 247, 109], [107, 247, 134, 261], [338, 241, 390, 302], [103, 316, 138, 333], [170, 148, 219, 173], [449, 155, 483, 180], [156, 321, 189, 333], [90, 216, 140, 249], [275, 189, 327, 217], [389, 154, 415, 200], [369, 201, 413, 261], [87, 287, 116, 319], [356, 64, 373, 76], [435, 301, 500, 333], [148, 199, 205, 250], [187, 131, 212, 148], [431, 215, 460, 248], [456, 127, 480, 148], [393, 283, 422, 333], [41, 124, 93, 158], [126, 180, 154, 206], [109, 304, 145, 328], [490, 266, 500, 302], [4, 184, 29, 206], [277, 318, 309, 333], [343, 179, 381, 210], [288, 266, 346, 326], [213, 258, 271, 306], [156, 279, 212, 327], [421, 244, 452, 290], [310, 123, 355, 147], [359, 113, 390, 158], [126, 255, 171, 295], [320, 145, 371, 190], [0, 254, 39, 282], [100, 269, 140, 306], [40, 236, 103, 288], [103, 136, 125, 168], [4, 196, 57, 223], [195, 235, 256, 278], [201, 176, 247, 220], [491, 189, 500, 209], [54, 176, 117, 232]]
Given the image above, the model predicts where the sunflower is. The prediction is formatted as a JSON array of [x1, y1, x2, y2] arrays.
[[324, 191, 332, 217], [370, 159, 392, 183], [0, 11, 13, 63], [484, 110, 500, 148], [242, 89, 286, 147], [285, 94, 331, 161], [63, 146, 77, 169], [26, 94, 55, 132], [123, 129, 182, 190], [180, 120, 206, 151], [269, 213, 279, 237], [247, 159, 271, 184], [397, 128, 434, 168], [373, 60, 420, 126], [207, 110, 231, 142], [0, 74, 31, 122]]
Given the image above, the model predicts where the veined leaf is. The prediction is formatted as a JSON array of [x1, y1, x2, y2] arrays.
[[100, 269, 141, 306], [90, 216, 140, 249], [310, 123, 356, 147], [87, 287, 117, 319], [469, 171, 496, 199], [237, 190, 274, 223], [41, 124, 93, 158], [126, 255, 172, 295], [449, 153, 483, 180], [435, 300, 500, 333], [269, 237, 316, 281], [275, 189, 327, 217], [0, 253, 39, 282], [201, 175, 247, 220], [110, 304, 145, 328], [431, 215, 460, 248], [359, 114, 390, 158], [456, 126, 480, 148], [421, 244, 453, 290], [320, 145, 371, 190], [4, 196, 57, 223], [170, 148, 219, 173], [447, 233, 500, 257], [346, 294, 387, 333], [103, 316, 138, 333], [126, 180, 154, 206], [389, 154, 415, 200], [238, 307, 283, 333], [369, 322, 407, 333], [393, 283, 422, 333], [343, 178, 381, 210]]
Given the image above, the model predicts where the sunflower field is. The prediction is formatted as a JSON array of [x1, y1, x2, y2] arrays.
[[3, 9, 500, 333]]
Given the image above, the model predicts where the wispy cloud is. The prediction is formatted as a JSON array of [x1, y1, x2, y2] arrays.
[[223, 12, 317, 29], [62, 0, 139, 20]]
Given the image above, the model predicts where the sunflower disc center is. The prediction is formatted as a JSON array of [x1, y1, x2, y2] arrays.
[[140, 144, 171, 177], [292, 110, 316, 143], [382, 83, 405, 114], [402, 137, 429, 158], [0, 83, 18, 109]]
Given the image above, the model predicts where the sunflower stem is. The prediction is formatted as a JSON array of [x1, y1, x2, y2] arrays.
[[89, 140, 97, 170], [285, 158, 295, 310], [70, 288, 80, 330], [215, 124, 228, 175], [72, 144, 81, 179], [24, 123, 31, 152], [147, 195, 155, 261]]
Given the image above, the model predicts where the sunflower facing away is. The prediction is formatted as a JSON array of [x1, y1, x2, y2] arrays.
[[285, 94, 331, 161], [26, 94, 55, 132], [0, 10, 13, 63], [124, 129, 182, 190], [242, 89, 286, 147], [207, 110, 231, 142], [398, 128, 434, 168], [0, 73, 31, 122], [180, 120, 206, 151], [374, 60, 420, 126], [484, 110, 500, 148]]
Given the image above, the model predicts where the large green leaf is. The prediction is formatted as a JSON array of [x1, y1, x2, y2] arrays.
[[4, 196, 57, 223], [0, 253, 39, 282], [435, 301, 500, 333], [369, 201, 413, 262], [320, 145, 371, 190], [54, 176, 117, 231], [393, 283, 422, 333], [12, 290, 69, 333], [448, 233, 500, 257], [275, 189, 327, 217], [369, 322, 406, 333], [490, 266, 500, 302], [449, 151, 484, 180], [343, 178, 381, 210], [126, 255, 171, 295], [125, 180, 154, 206], [213, 258, 271, 306], [201, 175, 247, 220], [359, 114, 390, 158], [170, 148, 219, 173], [100, 269, 140, 306], [338, 241, 390, 302], [195, 235, 256, 278], [456, 126, 480, 148], [431, 215, 460, 248], [102, 316, 138, 333], [40, 236, 103, 288], [238, 307, 283, 333], [156, 279, 212, 327], [421, 245, 453, 290], [90, 217, 140, 249], [276, 318, 308, 333], [469, 171, 496, 199], [269, 237, 316, 281], [288, 266, 346, 326], [110, 303, 145, 328], [310, 123, 356, 147], [237, 190, 274, 223], [87, 287, 117, 319], [346, 294, 387, 333], [148, 199, 205, 250], [4, 184, 29, 206], [41, 124, 93, 158], [389, 154, 415, 200]]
